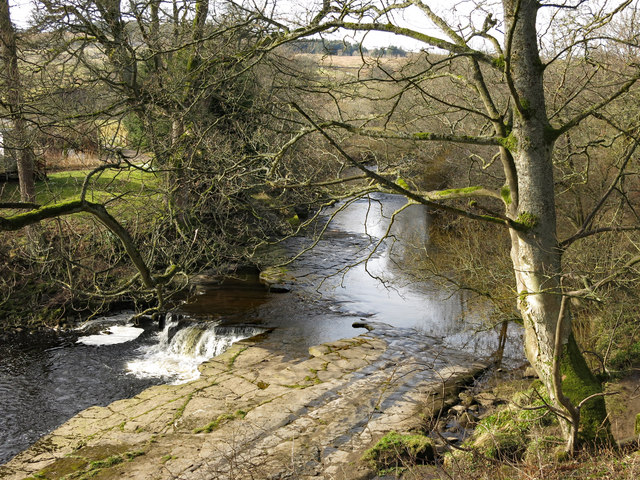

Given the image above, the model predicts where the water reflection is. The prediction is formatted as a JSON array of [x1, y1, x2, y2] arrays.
[[277, 193, 522, 360]]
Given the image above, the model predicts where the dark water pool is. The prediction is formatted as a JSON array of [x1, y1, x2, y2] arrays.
[[0, 321, 163, 464]]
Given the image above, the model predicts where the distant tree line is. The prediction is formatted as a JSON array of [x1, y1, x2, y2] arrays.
[[290, 39, 408, 57]]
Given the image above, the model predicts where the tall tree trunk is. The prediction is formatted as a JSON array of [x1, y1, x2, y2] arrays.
[[504, 0, 607, 443], [0, 0, 36, 203]]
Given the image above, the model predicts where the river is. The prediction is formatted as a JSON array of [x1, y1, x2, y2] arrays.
[[0, 193, 523, 465]]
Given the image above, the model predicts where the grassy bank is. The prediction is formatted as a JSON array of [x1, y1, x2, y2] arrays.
[[1, 167, 160, 207]]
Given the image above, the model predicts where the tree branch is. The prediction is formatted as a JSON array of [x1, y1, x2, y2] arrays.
[[320, 21, 499, 67], [0, 199, 166, 290], [551, 71, 640, 139], [552, 293, 580, 454], [292, 102, 523, 230], [326, 120, 501, 146], [560, 141, 638, 249], [504, 0, 527, 118], [568, 254, 640, 298]]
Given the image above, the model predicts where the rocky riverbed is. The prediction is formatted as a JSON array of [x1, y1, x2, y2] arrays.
[[0, 322, 488, 480]]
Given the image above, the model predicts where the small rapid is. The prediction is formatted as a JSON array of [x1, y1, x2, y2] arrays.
[[127, 317, 265, 383]]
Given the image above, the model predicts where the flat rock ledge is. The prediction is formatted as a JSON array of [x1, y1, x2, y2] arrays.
[[1, 322, 488, 480]]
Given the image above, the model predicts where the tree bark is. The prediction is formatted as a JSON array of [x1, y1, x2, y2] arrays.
[[504, 0, 607, 442], [0, 0, 36, 202]]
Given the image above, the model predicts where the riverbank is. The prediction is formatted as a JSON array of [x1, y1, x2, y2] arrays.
[[3, 321, 640, 479], [0, 322, 488, 480]]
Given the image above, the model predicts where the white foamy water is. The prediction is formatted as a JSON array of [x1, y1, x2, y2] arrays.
[[126, 319, 261, 384], [76, 325, 144, 346]]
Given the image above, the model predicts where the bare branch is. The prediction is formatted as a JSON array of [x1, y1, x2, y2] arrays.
[[292, 102, 523, 230], [560, 141, 638, 249], [325, 120, 501, 146], [552, 71, 640, 139]]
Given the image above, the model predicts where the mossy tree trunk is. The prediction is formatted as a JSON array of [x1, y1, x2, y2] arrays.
[[504, 0, 607, 445]]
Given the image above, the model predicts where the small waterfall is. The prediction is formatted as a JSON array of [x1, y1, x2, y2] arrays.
[[127, 316, 264, 384]]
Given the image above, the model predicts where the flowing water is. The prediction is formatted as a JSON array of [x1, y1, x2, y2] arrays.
[[0, 193, 523, 465], [0, 315, 265, 464], [256, 193, 521, 359], [126, 318, 265, 383]]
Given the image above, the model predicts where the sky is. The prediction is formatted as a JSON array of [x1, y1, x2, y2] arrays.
[[10, 0, 620, 54], [8, 0, 31, 27], [284, 0, 491, 51], [6, 0, 467, 51]]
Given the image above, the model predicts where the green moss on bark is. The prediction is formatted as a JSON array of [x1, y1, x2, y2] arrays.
[[498, 134, 518, 152], [500, 185, 512, 205], [435, 186, 482, 197], [516, 211, 538, 229], [560, 334, 609, 443]]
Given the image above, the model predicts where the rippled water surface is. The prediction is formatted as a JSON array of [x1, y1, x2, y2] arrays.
[[0, 325, 161, 464]]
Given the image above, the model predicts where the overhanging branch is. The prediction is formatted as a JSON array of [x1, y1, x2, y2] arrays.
[[0, 198, 175, 292], [326, 120, 501, 146], [291, 102, 523, 231]]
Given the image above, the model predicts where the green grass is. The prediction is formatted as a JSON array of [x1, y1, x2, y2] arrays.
[[193, 410, 246, 434], [1, 168, 163, 228], [1, 168, 160, 206]]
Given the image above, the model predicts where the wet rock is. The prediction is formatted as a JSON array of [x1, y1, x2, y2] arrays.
[[268, 285, 291, 293], [475, 392, 499, 407], [450, 404, 467, 415], [190, 273, 224, 286], [457, 412, 478, 429], [445, 418, 462, 433], [352, 320, 375, 331], [459, 391, 475, 407], [259, 266, 293, 287]]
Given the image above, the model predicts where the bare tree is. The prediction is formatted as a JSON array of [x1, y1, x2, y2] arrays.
[[0, 0, 299, 323], [245, 0, 640, 450]]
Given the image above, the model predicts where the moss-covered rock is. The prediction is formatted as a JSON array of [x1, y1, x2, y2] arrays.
[[473, 430, 526, 461], [362, 431, 434, 473], [258, 266, 290, 286], [459, 386, 557, 463]]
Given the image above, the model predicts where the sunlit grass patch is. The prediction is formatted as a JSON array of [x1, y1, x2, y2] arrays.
[[1, 167, 163, 221]]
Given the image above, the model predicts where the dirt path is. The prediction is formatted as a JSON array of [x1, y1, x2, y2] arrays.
[[1, 323, 487, 480]]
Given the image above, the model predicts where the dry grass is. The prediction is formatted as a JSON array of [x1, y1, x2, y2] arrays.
[[433, 445, 640, 480]]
